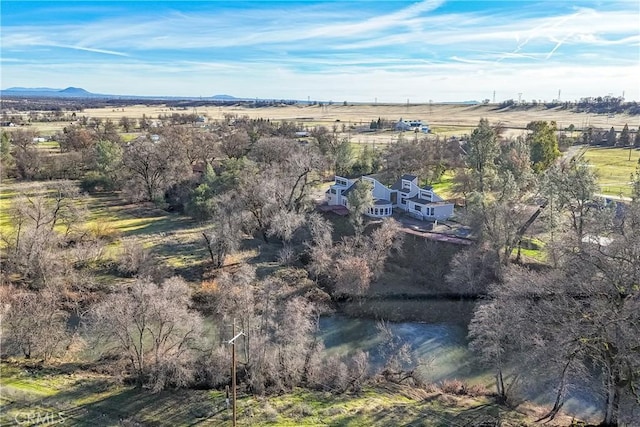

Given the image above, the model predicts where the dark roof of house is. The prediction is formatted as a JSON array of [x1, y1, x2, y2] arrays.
[[390, 174, 418, 190], [407, 196, 452, 206], [374, 199, 392, 206], [341, 182, 357, 197], [407, 196, 433, 205], [422, 185, 433, 190]]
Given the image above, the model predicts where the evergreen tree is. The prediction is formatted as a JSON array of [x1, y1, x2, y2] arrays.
[[94, 139, 124, 189], [1, 131, 15, 178], [467, 118, 499, 192], [607, 126, 616, 146], [619, 124, 630, 147], [527, 121, 560, 173], [347, 180, 374, 236]]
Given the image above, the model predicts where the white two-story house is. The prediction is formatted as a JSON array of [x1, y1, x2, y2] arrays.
[[325, 174, 454, 221]]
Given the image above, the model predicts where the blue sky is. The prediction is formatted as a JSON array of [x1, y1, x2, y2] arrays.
[[1, 1, 639, 102]]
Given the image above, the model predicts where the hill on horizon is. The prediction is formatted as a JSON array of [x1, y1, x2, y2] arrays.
[[2, 86, 97, 97], [58, 86, 91, 94]]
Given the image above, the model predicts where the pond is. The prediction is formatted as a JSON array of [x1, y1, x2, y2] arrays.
[[319, 313, 482, 384], [318, 301, 604, 423]]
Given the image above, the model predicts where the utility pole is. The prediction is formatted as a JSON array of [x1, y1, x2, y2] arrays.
[[228, 319, 244, 427]]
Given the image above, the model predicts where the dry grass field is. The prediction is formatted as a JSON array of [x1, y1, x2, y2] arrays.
[[10, 103, 635, 151], [81, 103, 636, 132]]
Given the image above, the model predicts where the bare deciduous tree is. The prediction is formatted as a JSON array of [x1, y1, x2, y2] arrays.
[[2, 182, 86, 288], [90, 277, 203, 390], [445, 245, 499, 296], [212, 266, 323, 394], [220, 129, 250, 159], [469, 208, 640, 425], [202, 194, 242, 268], [0, 286, 68, 361], [10, 129, 42, 180], [365, 218, 403, 276], [122, 135, 191, 202], [333, 256, 372, 297]]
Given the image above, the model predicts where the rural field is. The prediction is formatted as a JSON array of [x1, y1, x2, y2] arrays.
[[81, 103, 637, 132], [581, 146, 640, 198]]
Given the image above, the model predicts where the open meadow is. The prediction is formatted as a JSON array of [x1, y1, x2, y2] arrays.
[[1, 361, 578, 427], [581, 146, 640, 198], [10, 102, 630, 142]]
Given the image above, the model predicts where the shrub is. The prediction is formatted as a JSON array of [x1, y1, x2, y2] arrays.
[[466, 383, 489, 397], [81, 171, 116, 193], [86, 219, 121, 242], [117, 240, 150, 277], [262, 403, 279, 423], [277, 245, 295, 266], [293, 403, 315, 418], [439, 378, 467, 395]]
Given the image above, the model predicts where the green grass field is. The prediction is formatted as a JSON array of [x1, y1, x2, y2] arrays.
[[0, 186, 18, 237], [582, 146, 640, 198], [0, 181, 209, 278], [0, 361, 546, 427], [430, 171, 455, 199]]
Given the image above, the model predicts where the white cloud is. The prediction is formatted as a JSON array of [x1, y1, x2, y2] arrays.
[[2, 1, 639, 101]]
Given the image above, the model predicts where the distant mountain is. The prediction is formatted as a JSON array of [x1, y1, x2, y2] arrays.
[[1, 87, 244, 101], [59, 87, 91, 95], [5, 87, 61, 92], [2, 86, 100, 98]]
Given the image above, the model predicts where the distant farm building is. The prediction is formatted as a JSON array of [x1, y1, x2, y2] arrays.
[[395, 118, 429, 132]]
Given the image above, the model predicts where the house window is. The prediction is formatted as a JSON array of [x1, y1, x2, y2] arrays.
[[400, 198, 406, 205], [330, 189, 336, 194], [375, 208, 379, 215], [430, 208, 434, 216], [415, 205, 422, 212]]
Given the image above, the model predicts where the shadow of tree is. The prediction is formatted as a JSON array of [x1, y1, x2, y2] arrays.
[[4, 377, 229, 427]]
